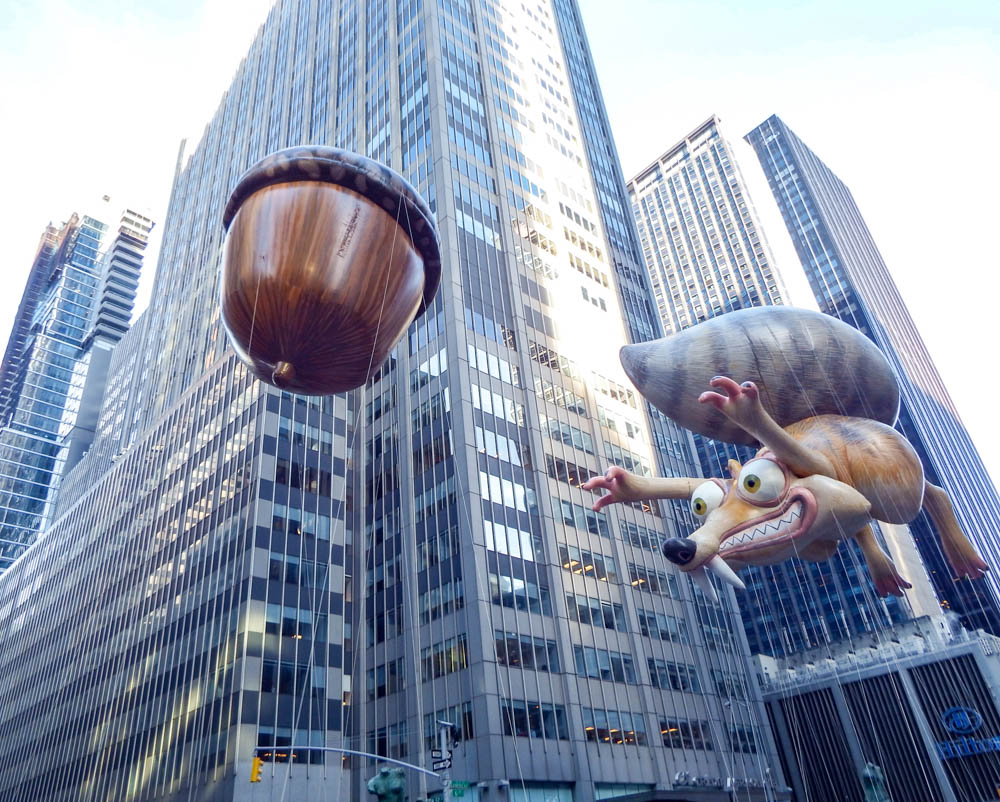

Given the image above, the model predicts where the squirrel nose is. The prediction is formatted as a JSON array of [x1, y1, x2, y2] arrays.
[[662, 537, 698, 566]]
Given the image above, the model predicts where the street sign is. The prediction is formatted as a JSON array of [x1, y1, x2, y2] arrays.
[[450, 780, 469, 798], [431, 749, 451, 760], [432, 759, 452, 772]]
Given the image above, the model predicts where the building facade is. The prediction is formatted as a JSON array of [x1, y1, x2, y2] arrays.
[[627, 117, 915, 659], [0, 1, 789, 801], [745, 115, 1000, 636], [757, 616, 1000, 802], [0, 201, 152, 573], [627, 116, 787, 338]]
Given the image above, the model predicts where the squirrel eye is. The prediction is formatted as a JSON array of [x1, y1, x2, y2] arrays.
[[690, 481, 724, 520], [738, 459, 785, 502]]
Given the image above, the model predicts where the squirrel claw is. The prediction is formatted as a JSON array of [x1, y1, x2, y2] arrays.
[[873, 571, 912, 598], [952, 559, 989, 581], [708, 376, 744, 397], [699, 391, 728, 410]]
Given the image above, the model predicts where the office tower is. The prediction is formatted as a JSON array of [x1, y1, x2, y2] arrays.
[[61, 207, 154, 473], [746, 114, 1000, 636], [627, 116, 788, 336], [354, 3, 781, 800], [0, 3, 786, 802], [0, 201, 151, 573]]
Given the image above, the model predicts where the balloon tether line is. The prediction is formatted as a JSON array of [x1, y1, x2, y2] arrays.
[[276, 198, 404, 802]]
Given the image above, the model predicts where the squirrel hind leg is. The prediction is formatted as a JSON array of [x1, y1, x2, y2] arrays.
[[923, 482, 990, 580], [854, 524, 912, 598]]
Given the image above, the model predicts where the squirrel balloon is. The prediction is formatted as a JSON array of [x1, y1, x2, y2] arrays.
[[582, 307, 989, 600]]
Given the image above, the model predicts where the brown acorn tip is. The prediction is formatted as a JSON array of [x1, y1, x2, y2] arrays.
[[272, 361, 296, 388]]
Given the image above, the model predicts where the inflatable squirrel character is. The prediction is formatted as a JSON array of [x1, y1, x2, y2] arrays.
[[582, 307, 989, 600]]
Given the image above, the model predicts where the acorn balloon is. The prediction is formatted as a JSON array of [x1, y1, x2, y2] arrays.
[[220, 146, 441, 395]]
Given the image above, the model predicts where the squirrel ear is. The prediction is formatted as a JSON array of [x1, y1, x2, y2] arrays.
[[727, 459, 742, 479]]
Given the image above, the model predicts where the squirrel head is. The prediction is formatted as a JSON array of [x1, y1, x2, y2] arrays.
[[662, 456, 871, 587]]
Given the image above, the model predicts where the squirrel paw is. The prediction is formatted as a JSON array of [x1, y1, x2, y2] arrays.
[[950, 555, 990, 581], [872, 568, 913, 598], [942, 539, 990, 580], [699, 377, 763, 425], [581, 465, 638, 512]]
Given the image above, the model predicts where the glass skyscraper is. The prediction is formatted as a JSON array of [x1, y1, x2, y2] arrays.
[[745, 114, 1000, 636], [0, 2, 787, 801], [0, 201, 152, 573]]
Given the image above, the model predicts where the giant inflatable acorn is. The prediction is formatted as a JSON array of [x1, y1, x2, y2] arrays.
[[583, 307, 989, 600], [221, 146, 441, 395]]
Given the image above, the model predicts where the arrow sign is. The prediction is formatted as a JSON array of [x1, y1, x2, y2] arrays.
[[431, 749, 451, 760], [432, 759, 452, 772]]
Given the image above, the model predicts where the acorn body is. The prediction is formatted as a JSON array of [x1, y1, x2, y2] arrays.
[[221, 147, 441, 395], [619, 306, 900, 445]]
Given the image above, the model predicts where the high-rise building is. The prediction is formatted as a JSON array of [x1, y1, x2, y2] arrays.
[[745, 114, 1000, 636], [627, 116, 788, 336], [0, 200, 152, 573], [627, 117, 922, 659], [61, 207, 155, 474], [0, 3, 788, 802]]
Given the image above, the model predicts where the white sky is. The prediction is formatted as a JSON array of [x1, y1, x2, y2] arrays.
[[2, 0, 998, 487]]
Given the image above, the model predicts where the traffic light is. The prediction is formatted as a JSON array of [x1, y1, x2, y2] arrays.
[[250, 756, 264, 783]]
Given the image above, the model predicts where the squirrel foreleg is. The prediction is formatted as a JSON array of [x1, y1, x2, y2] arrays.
[[699, 377, 836, 478]]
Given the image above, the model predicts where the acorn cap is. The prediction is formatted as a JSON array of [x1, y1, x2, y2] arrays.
[[223, 145, 441, 315]]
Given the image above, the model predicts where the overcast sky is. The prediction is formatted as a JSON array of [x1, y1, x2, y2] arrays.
[[1, 0, 997, 485]]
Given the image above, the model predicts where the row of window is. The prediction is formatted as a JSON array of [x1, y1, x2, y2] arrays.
[[480, 471, 537, 514], [475, 425, 530, 468], [485, 519, 542, 562], [419, 577, 464, 624], [261, 661, 325, 700], [558, 543, 617, 583], [648, 658, 702, 693], [628, 563, 680, 598], [264, 604, 327, 642], [366, 658, 405, 700], [423, 701, 474, 751], [637, 608, 690, 643], [274, 457, 334, 495], [270, 504, 333, 541], [583, 707, 647, 745], [267, 553, 330, 589], [554, 497, 610, 537], [488, 569, 552, 615], [417, 526, 460, 571], [495, 630, 559, 672], [566, 593, 628, 632], [621, 520, 662, 552], [468, 342, 520, 386], [546, 453, 598, 489], [540, 415, 593, 454], [573, 645, 636, 684], [421, 634, 468, 681], [535, 376, 587, 416], [500, 698, 570, 741], [277, 418, 335, 453], [472, 383, 524, 425]]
